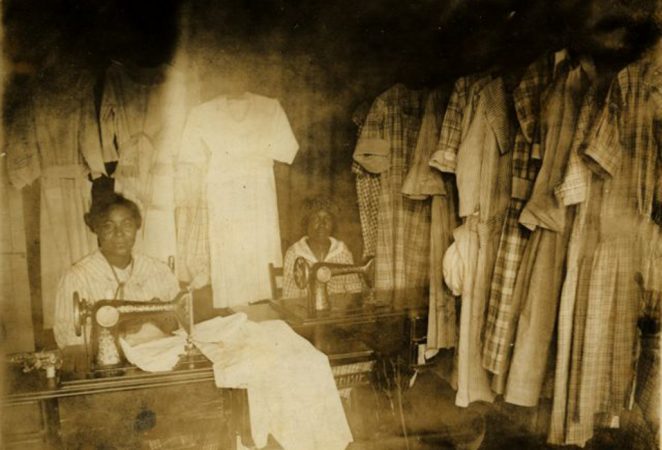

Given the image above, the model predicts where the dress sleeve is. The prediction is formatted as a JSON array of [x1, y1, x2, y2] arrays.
[[268, 100, 299, 164], [99, 78, 120, 164], [78, 81, 107, 179], [582, 87, 622, 179], [53, 270, 85, 349], [430, 77, 470, 173], [353, 97, 390, 174], [5, 101, 41, 189]]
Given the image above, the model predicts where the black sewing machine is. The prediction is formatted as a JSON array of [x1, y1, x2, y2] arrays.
[[72, 290, 196, 371], [293, 257, 374, 315]]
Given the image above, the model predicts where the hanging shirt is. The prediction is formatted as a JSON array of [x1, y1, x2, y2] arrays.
[[101, 61, 190, 265], [53, 249, 180, 348], [282, 236, 362, 299], [179, 92, 299, 308]]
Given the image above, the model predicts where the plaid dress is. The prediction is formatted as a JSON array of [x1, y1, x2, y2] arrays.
[[396, 88, 461, 352], [549, 52, 662, 446], [504, 61, 598, 407], [482, 51, 567, 379], [352, 84, 428, 297], [352, 161, 380, 259], [438, 76, 513, 406]]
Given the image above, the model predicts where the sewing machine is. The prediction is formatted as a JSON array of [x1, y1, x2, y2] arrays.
[[72, 290, 195, 370], [293, 257, 374, 315]]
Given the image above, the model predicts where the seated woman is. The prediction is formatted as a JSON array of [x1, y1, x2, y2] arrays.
[[282, 196, 362, 298], [53, 194, 180, 349]]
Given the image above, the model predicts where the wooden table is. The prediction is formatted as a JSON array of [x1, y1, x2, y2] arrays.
[[3, 290, 429, 449], [3, 351, 249, 450], [268, 289, 429, 366]]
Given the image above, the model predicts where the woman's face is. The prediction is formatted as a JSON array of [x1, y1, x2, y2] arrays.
[[307, 209, 334, 241], [95, 205, 139, 259]]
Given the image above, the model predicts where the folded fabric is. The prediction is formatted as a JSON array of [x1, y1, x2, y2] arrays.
[[196, 319, 353, 450], [120, 313, 353, 450], [120, 335, 187, 372], [442, 223, 472, 296]]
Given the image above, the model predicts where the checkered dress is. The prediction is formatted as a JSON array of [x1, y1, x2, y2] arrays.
[[352, 161, 381, 258], [481, 53, 562, 377], [353, 85, 429, 296], [549, 54, 662, 446], [504, 62, 597, 408]]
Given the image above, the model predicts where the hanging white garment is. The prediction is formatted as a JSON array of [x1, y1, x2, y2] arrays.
[[5, 75, 106, 329], [101, 61, 190, 265], [179, 93, 299, 307]]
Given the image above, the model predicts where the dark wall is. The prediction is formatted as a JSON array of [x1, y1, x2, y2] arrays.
[[2, 0, 660, 259]]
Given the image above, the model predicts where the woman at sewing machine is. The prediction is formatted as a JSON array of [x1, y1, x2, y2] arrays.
[[53, 194, 180, 349], [282, 196, 363, 298]]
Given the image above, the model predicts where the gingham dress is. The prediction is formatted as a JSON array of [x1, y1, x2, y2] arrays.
[[482, 51, 566, 379], [549, 53, 662, 446], [504, 61, 598, 407], [352, 84, 429, 299]]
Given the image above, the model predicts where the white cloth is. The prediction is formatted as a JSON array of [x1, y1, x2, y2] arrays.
[[101, 61, 190, 265], [282, 236, 362, 298], [179, 92, 299, 307], [53, 250, 180, 348], [121, 314, 353, 450]]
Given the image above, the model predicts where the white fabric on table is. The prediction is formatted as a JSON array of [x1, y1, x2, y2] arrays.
[[121, 314, 353, 450]]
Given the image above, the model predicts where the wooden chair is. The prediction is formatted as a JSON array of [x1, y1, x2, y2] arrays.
[[268, 263, 283, 300]]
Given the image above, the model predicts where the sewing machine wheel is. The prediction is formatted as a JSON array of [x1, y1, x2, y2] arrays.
[[293, 257, 309, 289]]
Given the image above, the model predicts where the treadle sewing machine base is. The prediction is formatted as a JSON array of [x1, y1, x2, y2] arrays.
[[2, 346, 251, 450]]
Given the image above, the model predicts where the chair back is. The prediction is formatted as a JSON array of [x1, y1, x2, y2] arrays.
[[268, 263, 284, 299]]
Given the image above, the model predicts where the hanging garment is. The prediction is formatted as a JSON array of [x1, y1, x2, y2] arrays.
[[352, 102, 381, 259], [2, 99, 36, 352], [399, 89, 460, 353], [282, 236, 362, 298], [402, 89, 449, 300], [101, 61, 190, 266], [6, 76, 106, 330], [481, 51, 569, 381], [352, 161, 381, 259], [352, 84, 428, 299], [504, 60, 599, 407], [634, 227, 661, 443], [179, 93, 299, 308], [549, 50, 662, 446], [439, 75, 513, 407]]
